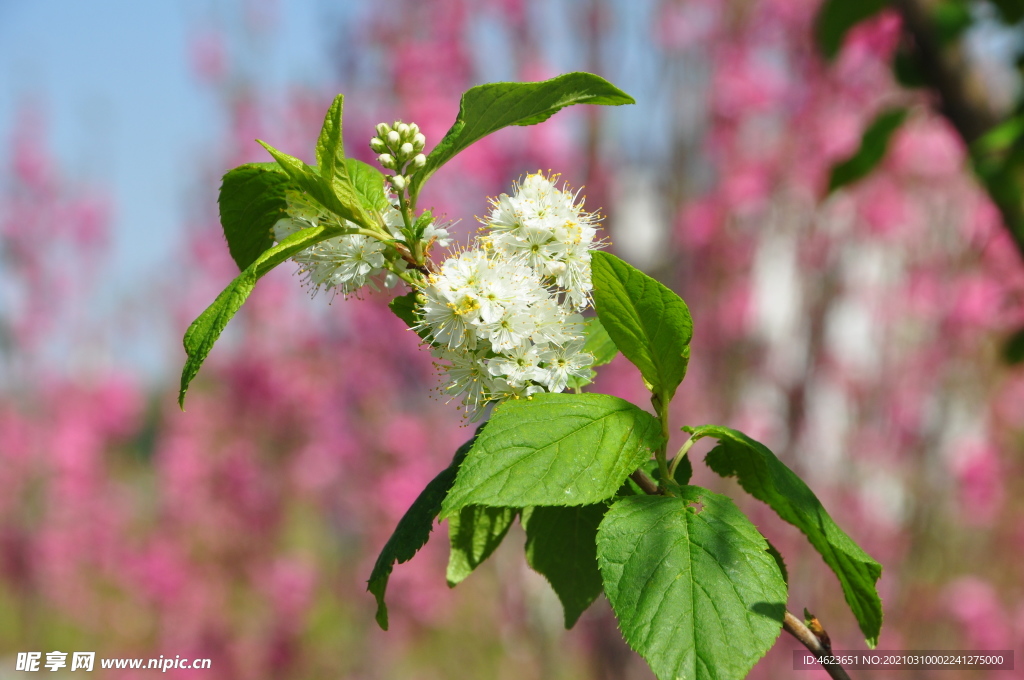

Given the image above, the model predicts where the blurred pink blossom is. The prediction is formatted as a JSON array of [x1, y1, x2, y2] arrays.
[[944, 577, 1013, 649], [950, 441, 1005, 526]]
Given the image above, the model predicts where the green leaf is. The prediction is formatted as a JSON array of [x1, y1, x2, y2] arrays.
[[258, 140, 373, 230], [345, 157, 391, 219], [388, 291, 434, 345], [410, 209, 435, 243], [597, 491, 787, 680], [828, 108, 908, 192], [672, 453, 693, 486], [893, 47, 927, 89], [446, 506, 518, 586], [1003, 325, 1024, 364], [765, 539, 789, 585], [218, 163, 293, 271], [583, 316, 618, 367], [522, 504, 607, 628], [409, 72, 634, 200], [972, 113, 1024, 158], [311, 96, 385, 228], [686, 425, 883, 646], [644, 455, 692, 488], [931, 0, 973, 44], [565, 367, 596, 390], [368, 431, 479, 630], [591, 251, 693, 400], [970, 133, 1024, 259], [315, 94, 346, 182], [260, 140, 345, 219], [992, 0, 1024, 23], [814, 0, 888, 60], [618, 472, 648, 498], [566, 317, 613, 389], [388, 291, 420, 328], [440, 393, 662, 515], [179, 226, 333, 408]]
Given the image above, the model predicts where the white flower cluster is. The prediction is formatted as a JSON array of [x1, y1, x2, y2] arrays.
[[485, 172, 602, 310], [273, 191, 449, 297], [419, 173, 603, 418]]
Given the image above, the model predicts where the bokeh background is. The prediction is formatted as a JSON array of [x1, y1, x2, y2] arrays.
[[1, 0, 1023, 678]]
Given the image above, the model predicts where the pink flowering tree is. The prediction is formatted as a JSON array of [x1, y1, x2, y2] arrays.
[[2, 0, 1023, 679], [647, 0, 1024, 675]]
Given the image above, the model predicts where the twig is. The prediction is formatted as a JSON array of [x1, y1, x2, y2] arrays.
[[783, 610, 852, 680], [629, 469, 659, 495]]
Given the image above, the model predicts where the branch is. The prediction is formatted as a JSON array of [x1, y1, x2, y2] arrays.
[[891, 0, 1000, 141], [629, 469, 659, 495], [783, 610, 852, 680], [891, 0, 1024, 259]]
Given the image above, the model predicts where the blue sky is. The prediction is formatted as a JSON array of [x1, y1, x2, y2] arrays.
[[0, 0, 339, 283], [0, 0, 665, 380], [0, 0, 662, 272], [0, 0, 347, 378]]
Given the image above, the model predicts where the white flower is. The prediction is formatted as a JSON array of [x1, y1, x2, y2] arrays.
[[544, 260, 567, 278], [518, 177, 576, 228], [487, 343, 545, 386], [273, 216, 304, 241], [473, 269, 521, 324], [422, 222, 452, 248], [476, 258, 545, 322], [488, 193, 522, 232], [431, 248, 492, 298], [482, 172, 603, 311], [334, 234, 386, 283], [292, 234, 387, 294], [274, 191, 391, 296], [478, 306, 535, 353], [435, 348, 494, 420], [529, 299, 584, 346], [491, 224, 563, 271], [487, 377, 545, 402], [537, 338, 594, 393], [420, 285, 479, 350], [384, 205, 451, 249], [414, 172, 603, 416], [553, 243, 593, 310]]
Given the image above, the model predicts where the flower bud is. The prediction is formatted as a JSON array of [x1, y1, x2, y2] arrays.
[[545, 260, 567, 277], [387, 130, 401, 146], [412, 132, 426, 150], [399, 142, 414, 159], [396, 122, 410, 137], [375, 122, 391, 138], [370, 137, 386, 153], [378, 153, 396, 169], [411, 153, 426, 169], [389, 174, 407, 191]]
